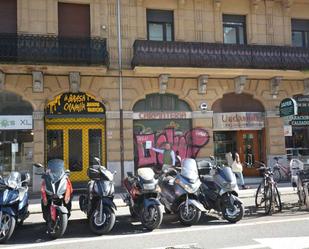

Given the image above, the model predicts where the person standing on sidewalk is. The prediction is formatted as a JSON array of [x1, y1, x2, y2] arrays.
[[226, 152, 249, 189], [151, 142, 176, 172]]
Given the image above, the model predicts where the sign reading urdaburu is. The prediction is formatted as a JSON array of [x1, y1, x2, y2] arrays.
[[45, 92, 105, 116]]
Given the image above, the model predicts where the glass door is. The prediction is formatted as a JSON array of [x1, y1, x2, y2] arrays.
[[237, 130, 259, 176], [46, 118, 105, 182]]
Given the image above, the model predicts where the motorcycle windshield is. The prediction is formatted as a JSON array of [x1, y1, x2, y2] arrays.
[[4, 172, 21, 189], [47, 159, 65, 183], [218, 167, 235, 183]]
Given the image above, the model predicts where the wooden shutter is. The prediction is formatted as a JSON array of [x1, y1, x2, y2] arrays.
[[0, 0, 17, 34], [58, 3, 90, 38]]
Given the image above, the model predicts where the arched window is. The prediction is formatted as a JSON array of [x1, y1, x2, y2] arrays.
[[133, 93, 191, 112], [0, 91, 33, 115]]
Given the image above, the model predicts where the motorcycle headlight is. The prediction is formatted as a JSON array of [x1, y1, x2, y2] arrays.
[[7, 179, 18, 189], [143, 183, 156, 191], [223, 182, 236, 190]]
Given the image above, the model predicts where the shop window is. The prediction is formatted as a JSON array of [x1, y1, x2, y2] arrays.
[[292, 19, 309, 48], [223, 14, 246, 45], [0, 91, 33, 173], [147, 9, 174, 41], [88, 129, 102, 166], [68, 129, 83, 171], [46, 130, 64, 162]]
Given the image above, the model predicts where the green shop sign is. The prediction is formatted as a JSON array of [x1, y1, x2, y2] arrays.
[[279, 98, 298, 117]]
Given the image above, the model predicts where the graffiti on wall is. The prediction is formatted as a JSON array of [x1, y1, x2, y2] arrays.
[[135, 128, 210, 167]]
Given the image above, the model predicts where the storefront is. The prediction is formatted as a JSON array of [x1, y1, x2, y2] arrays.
[[0, 91, 33, 174], [45, 92, 106, 182], [212, 93, 266, 176], [285, 95, 309, 159], [132, 93, 210, 169]]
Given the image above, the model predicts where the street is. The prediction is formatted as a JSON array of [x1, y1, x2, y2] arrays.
[[2, 193, 309, 249]]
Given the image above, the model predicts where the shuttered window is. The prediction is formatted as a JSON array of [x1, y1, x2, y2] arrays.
[[58, 3, 90, 38], [0, 0, 17, 34]]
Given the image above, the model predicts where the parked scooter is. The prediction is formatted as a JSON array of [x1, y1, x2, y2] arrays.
[[197, 157, 244, 223], [123, 167, 162, 231], [79, 157, 116, 235], [0, 172, 30, 243], [159, 158, 206, 226], [34, 159, 73, 239]]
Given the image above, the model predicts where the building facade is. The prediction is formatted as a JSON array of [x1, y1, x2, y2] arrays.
[[0, 0, 309, 188]]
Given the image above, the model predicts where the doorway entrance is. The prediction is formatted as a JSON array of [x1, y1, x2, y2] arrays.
[[45, 92, 106, 182], [46, 118, 105, 182]]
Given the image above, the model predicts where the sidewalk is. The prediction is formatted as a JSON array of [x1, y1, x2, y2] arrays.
[[28, 177, 297, 214]]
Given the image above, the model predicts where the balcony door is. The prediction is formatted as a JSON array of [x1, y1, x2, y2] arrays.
[[58, 3, 90, 62]]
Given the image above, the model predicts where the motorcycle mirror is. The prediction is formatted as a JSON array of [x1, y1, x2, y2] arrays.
[[113, 171, 117, 175], [65, 169, 70, 174], [209, 156, 215, 161], [33, 163, 44, 168], [94, 157, 101, 165]]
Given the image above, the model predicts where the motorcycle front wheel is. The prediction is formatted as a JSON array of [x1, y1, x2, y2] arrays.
[[0, 213, 16, 243], [89, 206, 116, 235], [140, 205, 163, 231], [222, 196, 244, 223], [178, 202, 201, 226], [48, 211, 68, 239]]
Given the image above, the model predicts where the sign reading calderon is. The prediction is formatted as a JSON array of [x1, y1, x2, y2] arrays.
[[279, 98, 298, 117], [213, 112, 264, 131]]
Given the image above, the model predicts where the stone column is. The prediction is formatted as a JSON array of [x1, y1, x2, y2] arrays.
[[250, 0, 260, 44], [32, 111, 45, 192], [265, 111, 287, 165], [213, 0, 222, 43], [106, 111, 134, 187], [136, 0, 146, 39], [176, 0, 186, 41], [265, 0, 275, 45], [192, 111, 214, 158], [282, 0, 292, 46]]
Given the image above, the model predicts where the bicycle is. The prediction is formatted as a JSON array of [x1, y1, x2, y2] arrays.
[[255, 161, 282, 215], [272, 156, 290, 183], [296, 169, 309, 209]]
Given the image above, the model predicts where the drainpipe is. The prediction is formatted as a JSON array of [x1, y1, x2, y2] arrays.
[[117, 0, 125, 184]]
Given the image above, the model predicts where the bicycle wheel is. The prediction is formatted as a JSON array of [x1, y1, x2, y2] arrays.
[[273, 168, 281, 183], [255, 181, 265, 207], [264, 184, 272, 215], [273, 185, 282, 212], [297, 177, 306, 206]]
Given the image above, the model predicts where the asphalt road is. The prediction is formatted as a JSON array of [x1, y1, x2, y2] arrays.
[[2, 201, 309, 249]]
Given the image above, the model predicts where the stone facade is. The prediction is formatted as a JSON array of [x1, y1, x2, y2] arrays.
[[1, 0, 309, 186]]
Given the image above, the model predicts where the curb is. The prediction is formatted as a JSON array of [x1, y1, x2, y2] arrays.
[[28, 187, 296, 214]]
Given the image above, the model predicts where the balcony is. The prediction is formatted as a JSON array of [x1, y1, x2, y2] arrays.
[[132, 40, 309, 71], [0, 34, 109, 66]]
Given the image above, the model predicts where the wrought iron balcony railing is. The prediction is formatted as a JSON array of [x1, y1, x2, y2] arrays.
[[132, 40, 309, 71], [0, 33, 109, 66]]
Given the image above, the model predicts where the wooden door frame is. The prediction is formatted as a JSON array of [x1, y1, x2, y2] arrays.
[[237, 130, 260, 176]]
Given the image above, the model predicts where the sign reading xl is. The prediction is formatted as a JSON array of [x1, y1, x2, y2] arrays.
[[0, 115, 33, 130]]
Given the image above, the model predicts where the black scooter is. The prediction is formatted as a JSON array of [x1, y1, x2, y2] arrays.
[[197, 157, 244, 223], [123, 167, 163, 231], [79, 157, 116, 235]]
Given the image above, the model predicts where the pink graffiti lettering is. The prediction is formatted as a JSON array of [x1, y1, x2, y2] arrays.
[[135, 128, 210, 167]]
